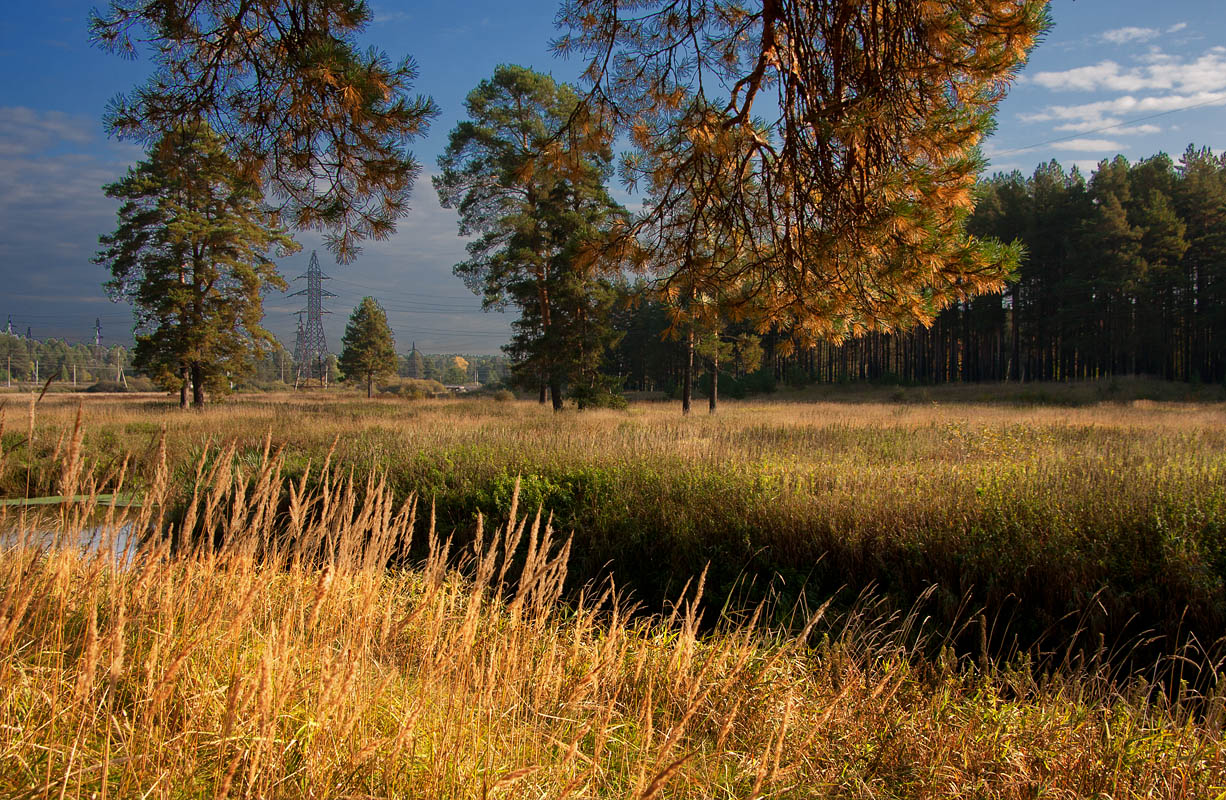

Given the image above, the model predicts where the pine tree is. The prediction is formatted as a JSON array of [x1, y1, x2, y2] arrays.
[[339, 297, 397, 398], [1175, 146, 1226, 381], [403, 347, 426, 380], [435, 65, 627, 410], [96, 122, 298, 407]]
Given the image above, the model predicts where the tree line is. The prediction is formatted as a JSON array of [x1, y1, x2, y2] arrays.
[[0, 334, 135, 388], [744, 149, 1226, 386]]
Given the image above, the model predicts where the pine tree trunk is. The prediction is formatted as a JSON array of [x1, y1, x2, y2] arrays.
[[550, 375, 563, 412], [190, 363, 205, 408], [179, 365, 188, 409], [538, 381, 547, 405], [682, 328, 693, 415], [367, 373, 373, 398], [708, 352, 718, 414]]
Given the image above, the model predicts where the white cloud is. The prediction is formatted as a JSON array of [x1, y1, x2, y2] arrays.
[[1052, 119, 1161, 135], [1053, 138, 1124, 152], [1101, 27, 1159, 45], [1118, 123, 1162, 135], [0, 107, 94, 157], [371, 8, 412, 24], [1051, 117, 1123, 133], [1020, 91, 1226, 124], [1030, 50, 1226, 94], [1167, 23, 1188, 34]]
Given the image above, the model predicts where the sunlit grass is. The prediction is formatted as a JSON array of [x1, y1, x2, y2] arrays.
[[4, 383, 1226, 675], [2, 433, 1223, 798]]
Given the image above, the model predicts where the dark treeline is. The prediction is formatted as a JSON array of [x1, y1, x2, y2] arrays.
[[802, 146, 1226, 384], [609, 146, 1226, 392]]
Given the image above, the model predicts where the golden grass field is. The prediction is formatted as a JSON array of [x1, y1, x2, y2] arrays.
[[2, 382, 1226, 796]]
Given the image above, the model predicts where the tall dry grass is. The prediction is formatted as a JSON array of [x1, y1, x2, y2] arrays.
[[1, 424, 1225, 797], [9, 390, 1226, 671]]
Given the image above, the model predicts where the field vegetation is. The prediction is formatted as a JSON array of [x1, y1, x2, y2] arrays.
[[4, 382, 1226, 675], [2, 409, 1224, 796]]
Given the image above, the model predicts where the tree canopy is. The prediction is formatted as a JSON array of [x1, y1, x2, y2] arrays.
[[554, 0, 1049, 342], [90, 0, 438, 261], [339, 297, 398, 397], [96, 122, 298, 407], [435, 65, 626, 409]]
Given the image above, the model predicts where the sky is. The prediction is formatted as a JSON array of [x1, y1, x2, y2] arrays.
[[1, 0, 1224, 354]]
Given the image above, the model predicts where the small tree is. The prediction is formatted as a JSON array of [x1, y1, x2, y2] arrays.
[[697, 330, 763, 414], [339, 297, 397, 397]]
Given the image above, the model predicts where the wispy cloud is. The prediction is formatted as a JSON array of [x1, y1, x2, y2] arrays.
[[1019, 45, 1226, 138], [1100, 26, 1160, 45], [0, 107, 93, 157], [371, 7, 412, 24], [1020, 91, 1226, 125], [1052, 138, 1124, 152], [1167, 22, 1188, 34], [1052, 119, 1162, 135]]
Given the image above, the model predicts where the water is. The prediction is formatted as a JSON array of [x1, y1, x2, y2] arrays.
[[0, 513, 139, 565]]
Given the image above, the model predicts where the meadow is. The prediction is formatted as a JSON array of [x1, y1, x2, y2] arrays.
[[2, 382, 1226, 795]]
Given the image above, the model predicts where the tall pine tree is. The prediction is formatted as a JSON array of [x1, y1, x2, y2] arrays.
[[96, 122, 298, 407]]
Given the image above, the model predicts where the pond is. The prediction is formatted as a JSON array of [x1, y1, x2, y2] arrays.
[[0, 509, 140, 564]]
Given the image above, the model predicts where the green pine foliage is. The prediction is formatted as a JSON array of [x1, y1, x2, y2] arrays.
[[435, 65, 626, 411], [339, 297, 398, 398], [95, 122, 298, 407]]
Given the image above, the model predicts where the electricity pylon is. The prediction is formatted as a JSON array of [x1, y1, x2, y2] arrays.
[[288, 251, 336, 386]]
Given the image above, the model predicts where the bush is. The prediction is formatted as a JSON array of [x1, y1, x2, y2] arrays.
[[84, 376, 155, 393], [570, 376, 628, 410], [492, 388, 515, 402], [378, 377, 446, 399]]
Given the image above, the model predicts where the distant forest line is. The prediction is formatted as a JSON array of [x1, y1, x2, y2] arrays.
[[610, 146, 1226, 392], [0, 333, 510, 391]]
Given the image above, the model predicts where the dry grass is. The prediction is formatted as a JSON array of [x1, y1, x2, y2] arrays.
[[4, 389, 1226, 669], [2, 431, 1224, 798]]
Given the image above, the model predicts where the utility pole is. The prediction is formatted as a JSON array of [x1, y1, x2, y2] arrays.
[[95, 318, 103, 348]]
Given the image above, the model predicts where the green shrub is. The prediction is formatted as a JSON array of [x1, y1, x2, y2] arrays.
[[570, 376, 628, 410], [378, 378, 446, 399]]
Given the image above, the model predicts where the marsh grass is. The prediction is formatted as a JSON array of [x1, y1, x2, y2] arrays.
[[4, 389, 1226, 677], [2, 429, 1225, 798]]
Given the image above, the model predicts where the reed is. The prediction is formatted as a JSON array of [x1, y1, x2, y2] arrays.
[[5, 388, 1225, 673], [1, 436, 1224, 798]]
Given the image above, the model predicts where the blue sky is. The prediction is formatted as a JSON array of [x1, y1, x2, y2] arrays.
[[1, 1, 1223, 353]]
